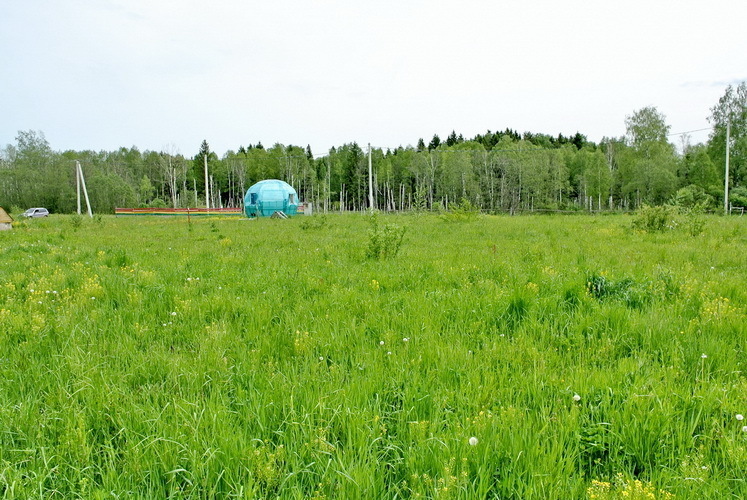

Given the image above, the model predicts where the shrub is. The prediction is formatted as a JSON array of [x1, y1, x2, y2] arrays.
[[365, 211, 405, 260], [680, 203, 707, 236], [730, 186, 747, 209], [672, 184, 714, 210], [70, 213, 84, 229], [299, 215, 328, 230], [631, 205, 678, 232], [440, 198, 480, 222]]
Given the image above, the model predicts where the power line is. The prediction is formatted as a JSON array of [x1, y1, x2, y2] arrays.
[[667, 127, 712, 137]]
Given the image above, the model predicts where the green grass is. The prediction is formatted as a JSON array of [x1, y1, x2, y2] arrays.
[[1, 213, 746, 499]]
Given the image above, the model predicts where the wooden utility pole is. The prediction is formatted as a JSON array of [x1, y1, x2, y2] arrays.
[[76, 161, 92, 218], [204, 154, 210, 210], [724, 119, 731, 215], [368, 143, 374, 210], [76, 161, 81, 214]]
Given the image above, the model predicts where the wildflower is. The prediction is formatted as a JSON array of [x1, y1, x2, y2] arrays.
[[573, 394, 581, 402], [30, 288, 35, 293], [469, 437, 478, 446], [171, 311, 177, 316], [737, 414, 744, 421], [403, 337, 409, 342], [91, 297, 96, 300], [701, 353, 707, 359], [379, 341, 384, 345], [319, 356, 324, 361], [187, 277, 192, 281], [387, 351, 392, 355], [162, 323, 167, 327], [742, 426, 747, 432]]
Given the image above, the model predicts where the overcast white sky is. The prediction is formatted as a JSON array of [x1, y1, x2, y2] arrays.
[[1, 0, 745, 157]]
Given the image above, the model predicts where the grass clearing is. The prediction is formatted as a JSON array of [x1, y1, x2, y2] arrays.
[[1, 213, 746, 498]]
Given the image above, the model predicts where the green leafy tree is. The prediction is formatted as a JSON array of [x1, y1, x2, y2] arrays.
[[620, 107, 678, 206], [708, 81, 747, 187], [138, 175, 155, 206]]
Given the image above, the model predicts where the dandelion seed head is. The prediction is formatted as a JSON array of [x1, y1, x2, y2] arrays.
[[701, 353, 707, 359], [469, 437, 478, 446], [742, 426, 747, 432], [573, 394, 581, 402], [379, 341, 384, 345], [737, 414, 744, 421], [171, 311, 177, 316]]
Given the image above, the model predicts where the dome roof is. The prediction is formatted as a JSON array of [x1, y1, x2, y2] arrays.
[[244, 179, 299, 217]]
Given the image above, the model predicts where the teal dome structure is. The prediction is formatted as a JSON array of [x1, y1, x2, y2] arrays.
[[244, 179, 299, 217]]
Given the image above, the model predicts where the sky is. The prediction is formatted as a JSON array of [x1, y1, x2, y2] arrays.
[[1, 0, 745, 158]]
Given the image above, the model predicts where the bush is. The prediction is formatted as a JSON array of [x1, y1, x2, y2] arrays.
[[672, 185, 714, 210], [299, 215, 328, 230], [730, 186, 747, 209], [439, 198, 480, 222], [365, 211, 405, 260], [631, 205, 678, 232], [70, 213, 84, 229]]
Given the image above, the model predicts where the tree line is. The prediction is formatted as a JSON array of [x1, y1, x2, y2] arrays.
[[2, 83, 745, 214]]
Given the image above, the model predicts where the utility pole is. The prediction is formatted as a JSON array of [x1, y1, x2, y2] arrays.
[[76, 161, 81, 214], [368, 143, 374, 211], [204, 153, 210, 210], [724, 119, 731, 215], [76, 161, 92, 218]]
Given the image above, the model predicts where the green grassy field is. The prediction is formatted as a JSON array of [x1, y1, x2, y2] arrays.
[[1, 213, 746, 499]]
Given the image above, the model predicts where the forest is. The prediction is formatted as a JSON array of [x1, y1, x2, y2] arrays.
[[1, 83, 745, 215]]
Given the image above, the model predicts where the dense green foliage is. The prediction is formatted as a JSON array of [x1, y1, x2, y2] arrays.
[[2, 83, 745, 216], [1, 213, 746, 498]]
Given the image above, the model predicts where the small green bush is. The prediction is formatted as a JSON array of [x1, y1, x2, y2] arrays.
[[299, 215, 328, 230], [672, 185, 714, 210], [631, 205, 678, 232], [365, 211, 405, 260], [440, 198, 480, 222], [70, 213, 84, 229]]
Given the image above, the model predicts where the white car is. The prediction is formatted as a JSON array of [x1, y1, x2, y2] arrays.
[[22, 208, 50, 218]]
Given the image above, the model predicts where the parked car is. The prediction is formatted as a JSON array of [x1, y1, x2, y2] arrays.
[[22, 208, 49, 218]]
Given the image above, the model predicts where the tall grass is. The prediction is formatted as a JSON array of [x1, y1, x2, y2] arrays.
[[0, 213, 746, 498]]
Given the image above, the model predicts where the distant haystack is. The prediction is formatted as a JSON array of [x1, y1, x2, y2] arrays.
[[0, 207, 13, 230]]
